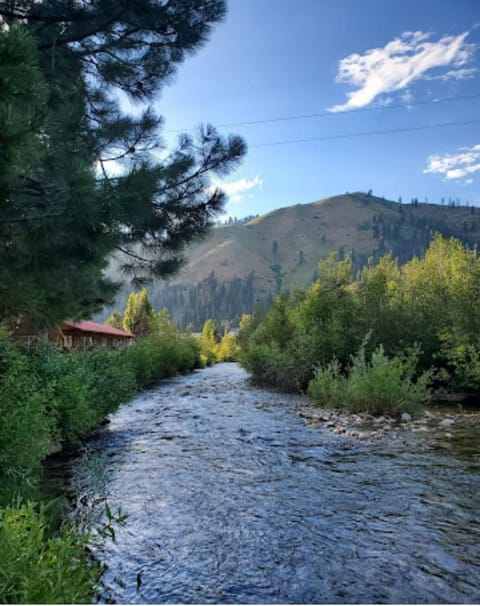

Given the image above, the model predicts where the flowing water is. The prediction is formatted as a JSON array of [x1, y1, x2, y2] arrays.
[[53, 363, 480, 603]]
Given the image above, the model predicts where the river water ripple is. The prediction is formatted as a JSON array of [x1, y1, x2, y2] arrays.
[[64, 363, 480, 604]]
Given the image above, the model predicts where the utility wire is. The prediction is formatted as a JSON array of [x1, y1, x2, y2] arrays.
[[249, 118, 480, 148], [164, 92, 480, 133]]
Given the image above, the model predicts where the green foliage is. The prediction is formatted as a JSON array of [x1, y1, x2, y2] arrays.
[[241, 255, 361, 391], [0, 1, 246, 326], [123, 289, 155, 336], [0, 323, 198, 494], [106, 310, 124, 330], [441, 343, 480, 391], [238, 313, 255, 348], [82, 348, 136, 418], [122, 326, 200, 387], [240, 235, 480, 403], [308, 345, 432, 416], [199, 319, 219, 365], [0, 501, 99, 604], [0, 340, 135, 492], [217, 333, 240, 362], [240, 342, 303, 391], [0, 25, 47, 203], [0, 339, 56, 487]]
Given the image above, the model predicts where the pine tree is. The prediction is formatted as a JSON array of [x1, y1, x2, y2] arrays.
[[0, 1, 246, 326], [0, 25, 47, 204]]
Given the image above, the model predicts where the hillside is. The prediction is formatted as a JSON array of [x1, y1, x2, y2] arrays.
[[100, 193, 480, 329]]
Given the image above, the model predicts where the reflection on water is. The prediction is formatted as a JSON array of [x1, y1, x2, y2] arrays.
[[55, 363, 480, 604]]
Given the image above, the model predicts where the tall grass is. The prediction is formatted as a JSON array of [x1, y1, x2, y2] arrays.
[[0, 501, 99, 604]]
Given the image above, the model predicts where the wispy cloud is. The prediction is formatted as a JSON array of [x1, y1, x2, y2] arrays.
[[424, 144, 480, 180], [424, 67, 478, 82], [210, 175, 263, 202], [329, 31, 475, 112]]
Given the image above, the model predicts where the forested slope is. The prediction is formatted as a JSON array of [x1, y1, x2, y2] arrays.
[[101, 192, 480, 329]]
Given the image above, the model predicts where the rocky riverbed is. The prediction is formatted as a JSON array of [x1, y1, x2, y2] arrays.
[[297, 401, 480, 445]]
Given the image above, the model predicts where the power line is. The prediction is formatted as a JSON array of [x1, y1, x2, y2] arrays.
[[164, 92, 480, 133], [249, 118, 480, 148]]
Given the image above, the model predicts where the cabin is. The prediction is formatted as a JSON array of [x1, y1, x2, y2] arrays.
[[9, 319, 133, 350], [55, 320, 134, 349]]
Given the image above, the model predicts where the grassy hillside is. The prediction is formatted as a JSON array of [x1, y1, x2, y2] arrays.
[[100, 193, 480, 329]]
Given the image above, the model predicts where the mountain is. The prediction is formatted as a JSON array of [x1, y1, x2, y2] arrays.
[[99, 192, 480, 329]]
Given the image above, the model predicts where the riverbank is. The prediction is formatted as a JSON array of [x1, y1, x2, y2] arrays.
[[297, 399, 480, 445], [0, 327, 202, 604]]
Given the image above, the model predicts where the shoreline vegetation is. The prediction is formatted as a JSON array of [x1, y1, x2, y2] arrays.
[[239, 235, 480, 418], [0, 315, 203, 604]]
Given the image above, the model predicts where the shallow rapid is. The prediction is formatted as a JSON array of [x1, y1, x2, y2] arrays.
[[60, 363, 480, 603]]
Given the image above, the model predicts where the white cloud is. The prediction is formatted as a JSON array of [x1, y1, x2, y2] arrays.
[[209, 175, 263, 203], [424, 144, 480, 181], [329, 30, 476, 112]]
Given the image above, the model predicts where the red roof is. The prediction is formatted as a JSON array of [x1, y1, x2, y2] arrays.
[[62, 320, 134, 338]]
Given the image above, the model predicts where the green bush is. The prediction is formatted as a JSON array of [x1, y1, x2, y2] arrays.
[[0, 501, 99, 604], [239, 236, 480, 396], [308, 345, 432, 416], [0, 327, 200, 495], [83, 348, 136, 417], [306, 359, 346, 409], [240, 342, 307, 392], [0, 340, 55, 486], [122, 330, 200, 387], [441, 341, 480, 391]]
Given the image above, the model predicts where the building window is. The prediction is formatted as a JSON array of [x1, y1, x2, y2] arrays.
[[63, 335, 73, 348]]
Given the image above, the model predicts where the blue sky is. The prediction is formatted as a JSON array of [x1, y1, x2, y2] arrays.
[[154, 0, 480, 218]]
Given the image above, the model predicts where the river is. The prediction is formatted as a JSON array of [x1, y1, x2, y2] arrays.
[[52, 363, 480, 604]]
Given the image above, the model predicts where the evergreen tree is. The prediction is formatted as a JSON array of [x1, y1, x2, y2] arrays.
[[0, 1, 246, 326], [0, 25, 47, 204]]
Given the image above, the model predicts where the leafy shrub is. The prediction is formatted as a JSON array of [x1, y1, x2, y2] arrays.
[[82, 348, 136, 417], [240, 343, 307, 392], [440, 339, 480, 391], [0, 501, 99, 604], [0, 340, 55, 485], [240, 235, 480, 397], [121, 330, 201, 388], [308, 345, 432, 416], [306, 359, 346, 409]]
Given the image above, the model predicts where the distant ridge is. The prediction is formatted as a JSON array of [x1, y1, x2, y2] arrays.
[[101, 193, 480, 329]]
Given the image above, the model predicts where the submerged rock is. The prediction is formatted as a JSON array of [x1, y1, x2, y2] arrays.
[[440, 417, 456, 427]]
